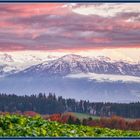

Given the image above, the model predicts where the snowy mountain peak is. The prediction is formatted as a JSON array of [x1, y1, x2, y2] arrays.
[[60, 54, 88, 62], [16, 54, 140, 77], [0, 53, 14, 62], [97, 56, 111, 62]]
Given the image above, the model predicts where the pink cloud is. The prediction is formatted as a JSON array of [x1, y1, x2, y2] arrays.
[[0, 3, 140, 51]]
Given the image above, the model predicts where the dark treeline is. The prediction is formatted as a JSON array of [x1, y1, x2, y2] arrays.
[[0, 93, 140, 118]]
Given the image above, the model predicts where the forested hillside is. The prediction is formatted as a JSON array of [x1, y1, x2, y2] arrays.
[[0, 93, 140, 118]]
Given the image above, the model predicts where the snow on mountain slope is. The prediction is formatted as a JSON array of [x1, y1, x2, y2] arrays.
[[0, 53, 58, 65], [0, 53, 140, 78], [0, 53, 14, 63], [0, 53, 59, 76], [0, 64, 18, 77], [19, 54, 140, 77], [1, 54, 140, 103], [65, 73, 140, 83]]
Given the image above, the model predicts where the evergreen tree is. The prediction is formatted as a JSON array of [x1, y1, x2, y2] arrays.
[[67, 116, 75, 124], [75, 118, 81, 125], [0, 93, 139, 118]]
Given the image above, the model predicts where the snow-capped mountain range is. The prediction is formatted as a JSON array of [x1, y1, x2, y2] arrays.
[[0, 53, 58, 76], [0, 53, 139, 76], [0, 53, 140, 103], [17, 54, 140, 77]]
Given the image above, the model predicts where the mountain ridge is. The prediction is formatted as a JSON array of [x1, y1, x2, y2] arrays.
[[14, 54, 140, 77], [0, 54, 140, 103]]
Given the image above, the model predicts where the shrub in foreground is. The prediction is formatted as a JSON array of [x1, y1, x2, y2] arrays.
[[0, 114, 140, 137]]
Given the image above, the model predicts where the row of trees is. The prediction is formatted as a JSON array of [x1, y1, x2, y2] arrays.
[[0, 93, 140, 118], [63, 114, 140, 131], [42, 113, 140, 131]]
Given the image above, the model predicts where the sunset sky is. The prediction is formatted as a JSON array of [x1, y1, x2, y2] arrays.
[[0, 3, 140, 62]]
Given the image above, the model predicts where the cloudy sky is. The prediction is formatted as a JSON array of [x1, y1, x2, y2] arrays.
[[0, 3, 140, 62]]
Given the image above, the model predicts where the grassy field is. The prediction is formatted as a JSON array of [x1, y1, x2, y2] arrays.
[[0, 114, 140, 137], [69, 112, 138, 122], [70, 112, 100, 120]]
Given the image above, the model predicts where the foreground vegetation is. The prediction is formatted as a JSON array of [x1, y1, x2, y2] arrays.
[[46, 112, 140, 131], [71, 112, 137, 122], [0, 114, 140, 137]]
